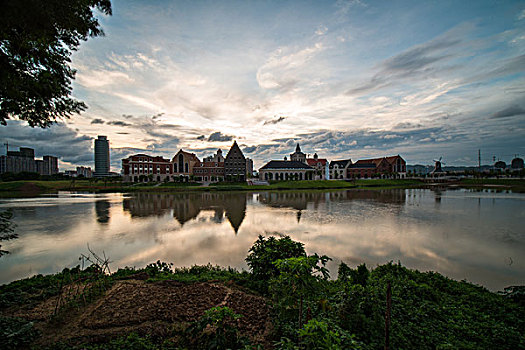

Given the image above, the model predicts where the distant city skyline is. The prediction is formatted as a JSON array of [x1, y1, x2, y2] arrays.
[[0, 0, 524, 171]]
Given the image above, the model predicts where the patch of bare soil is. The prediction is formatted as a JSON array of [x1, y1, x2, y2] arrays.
[[22, 280, 271, 347], [19, 182, 45, 196]]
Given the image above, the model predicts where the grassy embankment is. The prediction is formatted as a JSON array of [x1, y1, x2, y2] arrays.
[[2, 178, 524, 197], [1, 236, 523, 349], [458, 178, 525, 192]]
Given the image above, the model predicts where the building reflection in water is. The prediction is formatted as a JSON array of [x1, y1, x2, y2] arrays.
[[95, 200, 111, 224], [123, 192, 247, 233]]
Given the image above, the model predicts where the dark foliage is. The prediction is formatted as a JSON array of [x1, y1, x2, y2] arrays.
[[245, 235, 306, 293], [0, 209, 17, 257], [0, 0, 111, 127], [0, 316, 39, 350]]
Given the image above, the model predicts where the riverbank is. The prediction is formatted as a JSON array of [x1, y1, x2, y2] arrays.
[[1, 178, 524, 198], [1, 236, 523, 349]]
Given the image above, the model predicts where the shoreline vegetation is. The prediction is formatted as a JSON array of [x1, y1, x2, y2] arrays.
[[1, 178, 524, 198], [1, 235, 524, 349]]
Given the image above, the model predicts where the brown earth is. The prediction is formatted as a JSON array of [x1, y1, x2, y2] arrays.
[[10, 279, 272, 347]]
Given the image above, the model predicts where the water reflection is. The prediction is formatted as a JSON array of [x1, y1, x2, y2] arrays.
[[123, 192, 247, 233], [0, 189, 523, 291], [95, 200, 111, 224]]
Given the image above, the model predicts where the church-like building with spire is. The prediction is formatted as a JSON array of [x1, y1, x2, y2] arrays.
[[259, 144, 326, 181]]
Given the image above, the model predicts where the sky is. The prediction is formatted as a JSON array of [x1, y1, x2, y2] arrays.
[[1, 0, 525, 171]]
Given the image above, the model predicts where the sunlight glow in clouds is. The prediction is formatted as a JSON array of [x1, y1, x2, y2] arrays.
[[2, 0, 524, 171]]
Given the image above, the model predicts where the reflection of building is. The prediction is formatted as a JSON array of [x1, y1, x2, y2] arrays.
[[225, 141, 246, 181], [94, 136, 110, 177], [122, 192, 247, 233], [95, 200, 110, 224], [0, 147, 59, 175]]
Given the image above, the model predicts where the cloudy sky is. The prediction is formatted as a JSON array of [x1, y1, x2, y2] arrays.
[[2, 0, 525, 171]]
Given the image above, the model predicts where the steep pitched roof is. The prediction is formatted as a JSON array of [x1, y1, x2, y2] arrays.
[[172, 149, 200, 163], [307, 158, 328, 166], [350, 163, 376, 169], [225, 141, 245, 160], [329, 159, 352, 168], [355, 155, 403, 165], [260, 160, 313, 170]]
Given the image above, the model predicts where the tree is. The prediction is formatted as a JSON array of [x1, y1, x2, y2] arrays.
[[0, 0, 112, 127], [271, 255, 331, 330], [246, 235, 306, 293], [0, 210, 17, 257]]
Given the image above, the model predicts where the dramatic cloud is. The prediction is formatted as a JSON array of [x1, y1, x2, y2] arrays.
[[491, 105, 525, 119], [263, 116, 287, 125], [207, 132, 234, 142], [46, 0, 524, 168], [1, 121, 94, 166], [107, 121, 132, 127]]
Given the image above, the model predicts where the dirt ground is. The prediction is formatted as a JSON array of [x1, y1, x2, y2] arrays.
[[10, 279, 272, 347]]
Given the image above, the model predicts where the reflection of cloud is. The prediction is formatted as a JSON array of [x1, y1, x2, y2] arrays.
[[3, 190, 523, 291]]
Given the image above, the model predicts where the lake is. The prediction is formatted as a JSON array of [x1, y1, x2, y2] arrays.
[[0, 188, 523, 291]]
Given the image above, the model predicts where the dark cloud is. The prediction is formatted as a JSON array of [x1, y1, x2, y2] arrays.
[[1, 121, 93, 166], [107, 121, 132, 127], [152, 113, 165, 120], [347, 37, 461, 96], [263, 116, 287, 125], [207, 132, 234, 142], [91, 118, 105, 124], [196, 135, 205, 141], [491, 105, 525, 119], [117, 132, 130, 135]]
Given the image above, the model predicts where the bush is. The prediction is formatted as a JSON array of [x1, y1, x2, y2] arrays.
[[245, 235, 306, 293]]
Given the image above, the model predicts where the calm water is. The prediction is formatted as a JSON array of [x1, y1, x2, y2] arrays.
[[0, 189, 523, 291]]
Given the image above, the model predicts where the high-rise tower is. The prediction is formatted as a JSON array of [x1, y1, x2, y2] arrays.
[[94, 135, 110, 177]]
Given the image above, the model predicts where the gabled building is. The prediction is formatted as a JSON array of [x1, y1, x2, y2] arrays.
[[193, 149, 225, 182], [172, 150, 200, 180], [224, 141, 246, 181], [306, 153, 328, 180], [329, 159, 352, 180], [347, 155, 406, 179]]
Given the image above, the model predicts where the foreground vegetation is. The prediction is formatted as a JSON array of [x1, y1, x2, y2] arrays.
[[1, 236, 523, 349]]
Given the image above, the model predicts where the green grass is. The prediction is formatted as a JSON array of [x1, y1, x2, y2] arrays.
[[459, 178, 525, 192]]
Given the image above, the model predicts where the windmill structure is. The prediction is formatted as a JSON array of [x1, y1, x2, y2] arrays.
[[430, 157, 446, 177]]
